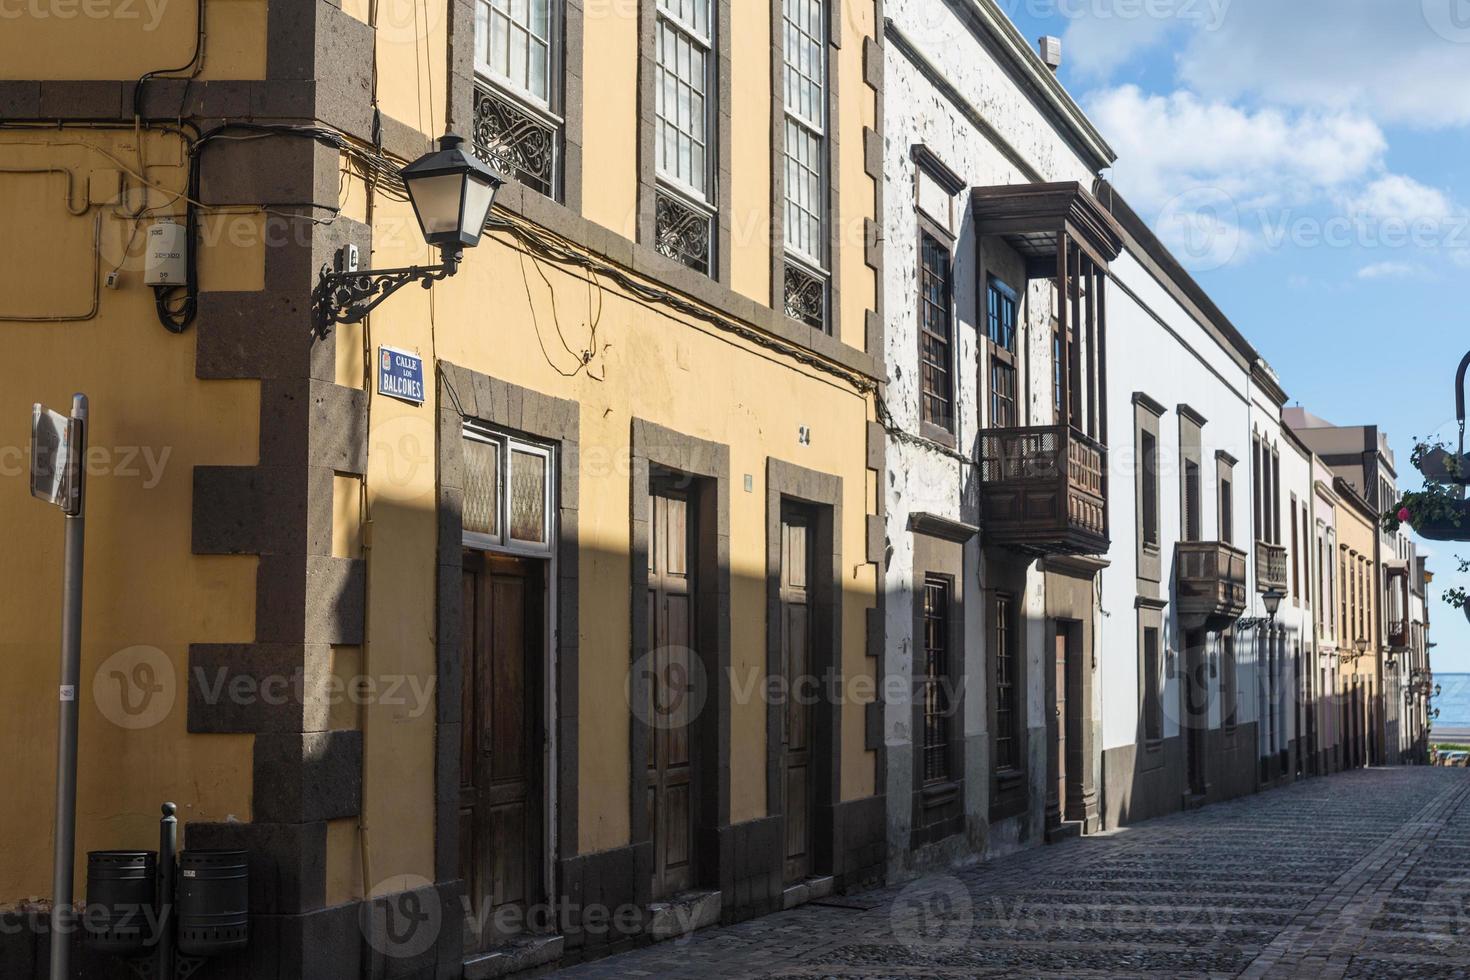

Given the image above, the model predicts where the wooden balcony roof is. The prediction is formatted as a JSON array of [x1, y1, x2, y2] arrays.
[[970, 182, 1125, 270]]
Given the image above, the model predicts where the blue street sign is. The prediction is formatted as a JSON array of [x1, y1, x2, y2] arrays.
[[378, 346, 425, 405]]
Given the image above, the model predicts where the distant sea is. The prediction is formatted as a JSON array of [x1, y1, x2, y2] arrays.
[[1435, 673, 1470, 738]]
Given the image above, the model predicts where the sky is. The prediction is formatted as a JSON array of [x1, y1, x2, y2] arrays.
[[992, 0, 1470, 674]]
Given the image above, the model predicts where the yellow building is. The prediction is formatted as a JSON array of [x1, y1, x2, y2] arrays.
[[1333, 478, 1381, 771], [0, 0, 885, 975]]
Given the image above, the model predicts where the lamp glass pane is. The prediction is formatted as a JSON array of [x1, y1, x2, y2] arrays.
[[460, 174, 497, 240], [407, 173, 466, 237]]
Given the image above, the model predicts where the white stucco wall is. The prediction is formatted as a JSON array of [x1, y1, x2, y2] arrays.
[[880, 0, 1103, 870], [1097, 246, 1252, 753]]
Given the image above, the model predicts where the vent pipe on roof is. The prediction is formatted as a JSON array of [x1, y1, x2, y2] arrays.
[[1038, 36, 1062, 72]]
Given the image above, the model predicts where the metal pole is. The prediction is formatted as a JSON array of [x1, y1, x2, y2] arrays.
[[158, 802, 177, 980], [49, 393, 87, 980]]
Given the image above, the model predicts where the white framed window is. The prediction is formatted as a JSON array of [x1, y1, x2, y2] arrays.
[[477, 0, 555, 105], [782, 0, 826, 266], [780, 0, 828, 330], [474, 0, 563, 197], [463, 427, 555, 556], [655, 0, 714, 202]]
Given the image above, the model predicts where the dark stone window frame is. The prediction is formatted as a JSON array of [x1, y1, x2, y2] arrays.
[[987, 553, 1030, 823], [917, 214, 958, 448], [909, 529, 966, 848], [1133, 393, 1166, 589], [1221, 629, 1239, 738], [637, 0, 734, 283], [460, 0, 586, 211], [990, 591, 1021, 769], [1216, 450, 1237, 546], [1177, 405, 1204, 545], [770, 0, 842, 336], [1136, 597, 1167, 771]]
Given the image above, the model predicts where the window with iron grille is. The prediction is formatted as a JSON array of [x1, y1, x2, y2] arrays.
[[1142, 626, 1162, 742], [986, 278, 1018, 429], [781, 0, 829, 330], [474, 0, 561, 197], [919, 232, 954, 432], [653, 0, 716, 275], [922, 577, 953, 784], [994, 592, 1018, 771]]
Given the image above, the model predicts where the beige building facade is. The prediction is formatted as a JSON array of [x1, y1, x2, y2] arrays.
[[1, 0, 887, 976]]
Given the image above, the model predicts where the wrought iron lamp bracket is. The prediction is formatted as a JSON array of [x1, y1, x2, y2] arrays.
[[312, 247, 463, 338]]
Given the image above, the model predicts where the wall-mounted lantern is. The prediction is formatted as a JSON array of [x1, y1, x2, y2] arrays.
[[1238, 587, 1285, 629], [312, 134, 505, 337]]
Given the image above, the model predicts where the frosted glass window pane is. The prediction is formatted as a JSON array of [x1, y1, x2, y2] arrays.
[[464, 438, 500, 537], [510, 450, 548, 544]]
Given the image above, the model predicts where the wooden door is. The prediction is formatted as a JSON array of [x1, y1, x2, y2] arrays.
[[460, 553, 544, 950], [647, 489, 696, 899], [1053, 630, 1068, 816], [780, 508, 815, 884]]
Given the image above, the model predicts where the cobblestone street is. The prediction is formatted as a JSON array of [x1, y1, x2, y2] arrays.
[[553, 768, 1470, 979]]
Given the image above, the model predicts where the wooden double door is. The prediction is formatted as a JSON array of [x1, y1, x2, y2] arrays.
[[460, 552, 545, 950]]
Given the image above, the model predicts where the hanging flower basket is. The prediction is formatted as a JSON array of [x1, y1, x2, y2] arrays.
[[1405, 502, 1470, 540]]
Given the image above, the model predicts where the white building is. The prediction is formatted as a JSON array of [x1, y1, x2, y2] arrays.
[[878, 0, 1121, 874], [1094, 186, 1268, 825]]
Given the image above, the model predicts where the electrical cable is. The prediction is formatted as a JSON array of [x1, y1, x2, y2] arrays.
[[131, 0, 207, 121]]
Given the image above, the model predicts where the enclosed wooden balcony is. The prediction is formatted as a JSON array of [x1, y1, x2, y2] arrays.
[[978, 424, 1108, 556], [1386, 564, 1411, 649], [1255, 540, 1288, 594], [1176, 541, 1248, 631]]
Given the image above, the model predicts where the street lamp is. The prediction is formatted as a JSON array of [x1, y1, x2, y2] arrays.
[[1239, 587, 1286, 629], [312, 134, 505, 336]]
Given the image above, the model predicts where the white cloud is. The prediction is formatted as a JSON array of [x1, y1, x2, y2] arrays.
[[1347, 176, 1453, 224], [1356, 261, 1427, 280], [1088, 86, 1386, 213], [1177, 1, 1470, 129], [1062, 0, 1470, 128]]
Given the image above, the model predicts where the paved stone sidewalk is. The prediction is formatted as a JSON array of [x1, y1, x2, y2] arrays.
[[551, 768, 1470, 979]]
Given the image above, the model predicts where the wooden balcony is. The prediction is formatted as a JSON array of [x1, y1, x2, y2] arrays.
[[978, 425, 1108, 556], [1176, 541, 1248, 631], [1255, 540, 1288, 594], [1386, 566, 1411, 649]]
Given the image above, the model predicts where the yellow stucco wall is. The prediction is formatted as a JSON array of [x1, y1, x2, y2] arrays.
[[350, 0, 881, 882], [1335, 498, 1381, 695], [0, 127, 259, 901], [0, 0, 268, 82], [2, 0, 880, 904]]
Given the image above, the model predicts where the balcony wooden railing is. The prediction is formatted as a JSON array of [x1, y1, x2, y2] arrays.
[[1176, 541, 1248, 630], [1255, 540, 1288, 594], [978, 425, 1108, 556]]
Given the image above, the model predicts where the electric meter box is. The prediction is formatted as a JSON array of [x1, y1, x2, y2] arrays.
[[145, 220, 187, 286]]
